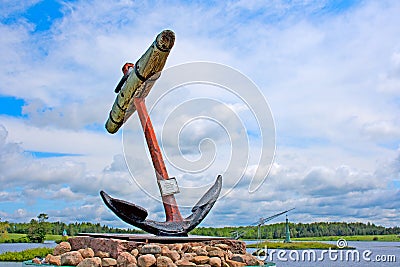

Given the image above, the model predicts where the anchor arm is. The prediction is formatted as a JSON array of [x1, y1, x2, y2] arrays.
[[185, 175, 222, 232], [100, 175, 222, 236]]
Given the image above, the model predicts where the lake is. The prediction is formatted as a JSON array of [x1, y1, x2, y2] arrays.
[[0, 242, 57, 267], [247, 241, 400, 266], [0, 242, 57, 254]]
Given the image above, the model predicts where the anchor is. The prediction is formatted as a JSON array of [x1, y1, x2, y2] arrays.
[[100, 30, 222, 236]]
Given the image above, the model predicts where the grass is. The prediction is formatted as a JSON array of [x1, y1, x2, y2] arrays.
[[0, 247, 54, 261], [0, 233, 63, 243], [0, 233, 29, 243], [245, 234, 400, 250], [44, 234, 63, 242], [291, 234, 400, 242], [247, 241, 350, 250]]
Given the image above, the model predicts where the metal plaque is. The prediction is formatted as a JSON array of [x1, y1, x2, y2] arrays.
[[158, 178, 180, 196]]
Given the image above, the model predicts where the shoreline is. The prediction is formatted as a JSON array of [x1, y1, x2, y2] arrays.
[[243, 234, 400, 242]]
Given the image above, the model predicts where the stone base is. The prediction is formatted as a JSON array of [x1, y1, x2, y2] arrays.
[[69, 235, 140, 259], [39, 235, 263, 267], [69, 235, 246, 259]]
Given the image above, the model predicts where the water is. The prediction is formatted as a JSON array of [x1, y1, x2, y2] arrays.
[[0, 242, 57, 267], [0, 242, 56, 254], [0, 262, 22, 267], [246, 241, 400, 267]]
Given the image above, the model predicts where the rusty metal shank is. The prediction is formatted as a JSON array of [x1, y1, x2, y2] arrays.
[[134, 97, 183, 222]]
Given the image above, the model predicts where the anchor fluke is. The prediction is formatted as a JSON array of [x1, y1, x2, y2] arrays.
[[100, 190, 148, 221], [192, 175, 222, 212], [186, 175, 222, 232]]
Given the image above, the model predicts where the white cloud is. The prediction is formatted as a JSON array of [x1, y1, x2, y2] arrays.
[[361, 120, 400, 142], [0, 191, 19, 202]]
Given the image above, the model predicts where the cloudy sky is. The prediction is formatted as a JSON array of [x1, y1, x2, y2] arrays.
[[0, 0, 399, 230]]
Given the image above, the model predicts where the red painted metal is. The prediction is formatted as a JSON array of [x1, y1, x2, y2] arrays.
[[122, 62, 135, 75], [133, 97, 183, 222]]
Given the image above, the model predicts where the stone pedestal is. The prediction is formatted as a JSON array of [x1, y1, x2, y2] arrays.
[[41, 234, 263, 267]]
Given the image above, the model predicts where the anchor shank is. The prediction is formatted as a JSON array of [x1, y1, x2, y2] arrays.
[[134, 97, 183, 222]]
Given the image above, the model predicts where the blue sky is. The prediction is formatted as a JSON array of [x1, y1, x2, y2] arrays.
[[0, 96, 25, 117], [0, 0, 399, 229]]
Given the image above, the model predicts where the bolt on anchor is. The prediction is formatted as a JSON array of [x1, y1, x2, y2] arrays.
[[100, 30, 222, 236]]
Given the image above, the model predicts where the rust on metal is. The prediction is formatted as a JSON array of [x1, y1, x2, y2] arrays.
[[134, 97, 183, 223]]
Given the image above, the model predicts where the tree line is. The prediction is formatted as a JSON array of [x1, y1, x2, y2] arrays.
[[1, 215, 399, 242], [7, 220, 142, 237], [191, 222, 400, 239], [1, 214, 142, 243]]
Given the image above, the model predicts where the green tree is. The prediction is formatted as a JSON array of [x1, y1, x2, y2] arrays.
[[0, 219, 10, 241], [38, 213, 48, 223], [27, 214, 49, 243]]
